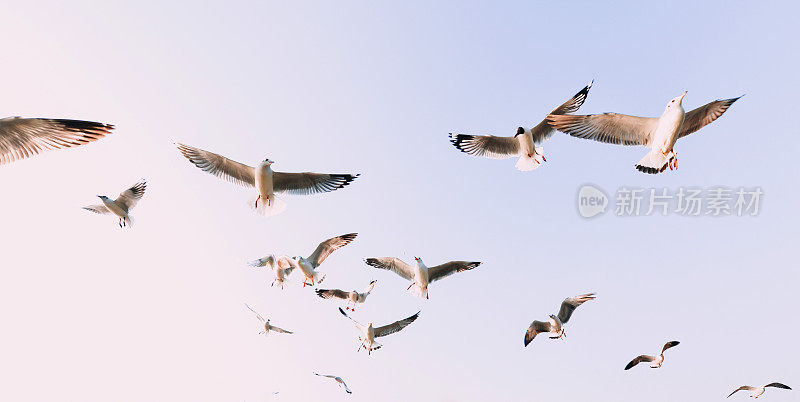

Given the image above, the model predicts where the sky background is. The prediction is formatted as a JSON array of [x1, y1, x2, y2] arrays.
[[0, 1, 798, 401]]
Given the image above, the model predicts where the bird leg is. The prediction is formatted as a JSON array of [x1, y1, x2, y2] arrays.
[[254, 194, 261, 208], [406, 283, 414, 291]]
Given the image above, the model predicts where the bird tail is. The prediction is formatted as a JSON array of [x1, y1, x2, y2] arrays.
[[123, 214, 134, 229], [310, 271, 326, 285], [515, 147, 545, 171], [635, 150, 669, 174], [249, 194, 287, 217], [409, 285, 428, 298]]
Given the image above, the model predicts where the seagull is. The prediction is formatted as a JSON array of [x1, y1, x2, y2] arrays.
[[449, 81, 592, 171], [728, 383, 792, 399], [287, 233, 357, 287], [0, 117, 113, 165], [524, 293, 596, 346], [547, 92, 741, 174], [338, 307, 419, 355], [624, 341, 680, 370], [313, 372, 352, 394], [175, 143, 359, 216], [83, 180, 147, 228], [316, 280, 377, 311], [364, 257, 480, 299], [244, 303, 292, 336], [248, 254, 294, 288]]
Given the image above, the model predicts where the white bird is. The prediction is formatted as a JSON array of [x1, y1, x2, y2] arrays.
[[248, 254, 294, 288], [83, 180, 147, 228], [316, 280, 377, 311], [338, 307, 419, 355], [524, 293, 596, 346], [0, 117, 113, 165], [288, 233, 358, 287], [244, 303, 292, 336], [364, 257, 480, 299], [624, 341, 680, 370], [547, 92, 741, 174], [449, 81, 592, 171], [175, 143, 359, 216], [728, 383, 792, 399], [313, 372, 352, 394]]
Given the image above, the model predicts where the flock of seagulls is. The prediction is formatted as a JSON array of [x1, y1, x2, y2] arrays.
[[1, 80, 789, 398]]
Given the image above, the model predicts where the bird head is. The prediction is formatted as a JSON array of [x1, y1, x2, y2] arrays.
[[667, 91, 687, 109], [414, 256, 423, 265], [514, 126, 526, 137], [261, 158, 274, 166]]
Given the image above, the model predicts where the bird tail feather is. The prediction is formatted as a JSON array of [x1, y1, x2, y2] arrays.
[[635, 151, 669, 174], [515, 153, 543, 171], [249, 194, 287, 217]]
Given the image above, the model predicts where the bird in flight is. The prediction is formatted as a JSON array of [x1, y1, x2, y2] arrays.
[[313, 372, 352, 394], [338, 307, 419, 355], [83, 180, 147, 228], [244, 304, 292, 336], [286, 233, 357, 287], [547, 91, 740, 174], [450, 81, 593, 171], [364, 257, 480, 299], [728, 382, 791, 398], [624, 341, 680, 370], [0, 117, 113, 165], [316, 280, 377, 311], [248, 254, 294, 289], [175, 143, 359, 216], [524, 293, 596, 346]]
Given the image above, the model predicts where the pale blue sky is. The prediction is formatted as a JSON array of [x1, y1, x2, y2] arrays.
[[0, 1, 798, 401]]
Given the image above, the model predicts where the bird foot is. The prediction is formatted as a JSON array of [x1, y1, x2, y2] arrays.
[[255, 194, 261, 208]]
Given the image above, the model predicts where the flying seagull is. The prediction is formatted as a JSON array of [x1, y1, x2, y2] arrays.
[[547, 92, 741, 174], [449, 81, 592, 171], [248, 254, 294, 288], [624, 341, 680, 370], [728, 383, 791, 399], [83, 180, 147, 228], [338, 307, 419, 355], [364, 257, 480, 299], [0, 117, 113, 165], [244, 303, 292, 336], [313, 372, 352, 394], [524, 293, 596, 346], [287, 233, 357, 287], [175, 143, 359, 216], [316, 280, 377, 311]]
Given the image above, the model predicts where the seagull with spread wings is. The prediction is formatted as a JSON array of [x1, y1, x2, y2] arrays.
[[524, 293, 596, 346], [624, 341, 680, 370], [83, 180, 147, 228], [244, 303, 292, 336], [0, 117, 113, 165], [248, 254, 294, 289], [175, 143, 359, 216], [449, 81, 592, 171], [547, 91, 741, 174], [338, 307, 419, 355], [728, 382, 791, 399], [364, 257, 480, 299], [287, 233, 357, 287], [313, 372, 352, 394], [316, 280, 377, 311]]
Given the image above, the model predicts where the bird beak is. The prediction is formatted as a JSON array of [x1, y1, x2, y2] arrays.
[[680, 91, 687, 101]]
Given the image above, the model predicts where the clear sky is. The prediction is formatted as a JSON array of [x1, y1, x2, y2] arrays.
[[1, 1, 798, 401]]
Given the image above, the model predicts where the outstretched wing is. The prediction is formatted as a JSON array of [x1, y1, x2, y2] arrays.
[[524, 320, 552, 346], [624, 355, 655, 370], [678, 97, 741, 139], [364, 257, 414, 281], [764, 383, 791, 390], [428, 261, 481, 283], [374, 311, 420, 338], [83, 204, 110, 214], [308, 233, 357, 268], [362, 280, 377, 294], [530, 81, 593, 143], [248, 255, 276, 268], [547, 112, 657, 146], [338, 307, 365, 331], [557, 293, 596, 324], [114, 180, 147, 212], [0, 117, 113, 165], [448, 133, 521, 159], [727, 386, 755, 398], [269, 325, 293, 334], [314, 372, 337, 379], [244, 303, 265, 323], [175, 143, 255, 187], [662, 340, 680, 353], [316, 289, 350, 300], [272, 172, 359, 195]]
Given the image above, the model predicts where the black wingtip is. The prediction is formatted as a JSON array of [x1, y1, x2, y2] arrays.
[[338, 307, 347, 316]]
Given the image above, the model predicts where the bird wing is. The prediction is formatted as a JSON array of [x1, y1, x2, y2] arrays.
[[547, 112, 657, 146], [0, 117, 113, 165], [83, 204, 110, 214], [662, 340, 680, 353], [764, 383, 792, 390], [316, 289, 350, 300], [244, 303, 265, 323], [272, 172, 359, 195], [448, 133, 521, 159], [314, 372, 337, 379], [678, 97, 741, 139], [248, 255, 276, 268], [427, 261, 481, 283], [524, 320, 552, 346], [114, 180, 147, 212], [276, 255, 295, 275], [338, 307, 366, 331], [362, 280, 377, 294], [269, 324, 293, 334], [364, 257, 415, 281], [530, 81, 593, 143], [624, 355, 655, 370], [341, 380, 352, 394], [175, 143, 255, 187], [727, 386, 755, 398], [374, 311, 420, 338], [557, 293, 596, 324], [308, 233, 357, 268]]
